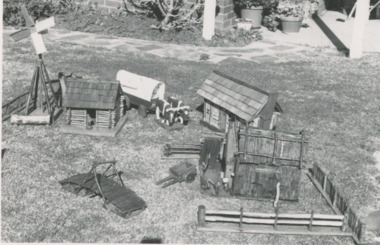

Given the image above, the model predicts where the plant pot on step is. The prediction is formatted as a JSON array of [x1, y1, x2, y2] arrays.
[[241, 6, 263, 29], [280, 16, 303, 33]]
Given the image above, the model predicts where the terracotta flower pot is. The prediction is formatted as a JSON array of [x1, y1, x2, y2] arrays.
[[280, 16, 303, 33], [241, 6, 263, 29]]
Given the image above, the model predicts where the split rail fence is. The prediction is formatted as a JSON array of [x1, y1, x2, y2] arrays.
[[2, 92, 34, 121], [197, 205, 352, 237], [308, 163, 366, 244], [2, 84, 58, 122]]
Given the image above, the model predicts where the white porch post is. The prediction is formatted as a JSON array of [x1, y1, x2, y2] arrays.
[[350, 0, 370, 58], [202, 0, 216, 40]]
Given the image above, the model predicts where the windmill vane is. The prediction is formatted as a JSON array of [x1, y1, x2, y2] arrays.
[[10, 4, 55, 55]]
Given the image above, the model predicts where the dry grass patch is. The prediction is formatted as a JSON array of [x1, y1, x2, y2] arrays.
[[2, 33, 380, 244]]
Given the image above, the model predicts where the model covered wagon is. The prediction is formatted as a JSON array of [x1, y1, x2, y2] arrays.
[[117, 70, 165, 117], [117, 70, 191, 127]]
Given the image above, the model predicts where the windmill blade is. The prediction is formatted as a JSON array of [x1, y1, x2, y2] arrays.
[[10, 29, 31, 42], [31, 32, 47, 54], [35, 17, 55, 33], [21, 5, 35, 28]]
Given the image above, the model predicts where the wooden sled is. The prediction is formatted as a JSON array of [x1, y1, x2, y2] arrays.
[[59, 160, 147, 219]]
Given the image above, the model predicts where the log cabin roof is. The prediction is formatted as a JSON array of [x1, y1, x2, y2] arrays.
[[197, 71, 279, 122], [63, 79, 120, 110]]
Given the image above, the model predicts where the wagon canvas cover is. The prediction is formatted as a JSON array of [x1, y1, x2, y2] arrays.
[[117, 70, 165, 102]]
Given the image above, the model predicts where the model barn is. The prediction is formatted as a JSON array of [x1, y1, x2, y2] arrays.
[[197, 70, 283, 133], [195, 71, 308, 202], [61, 78, 128, 137]]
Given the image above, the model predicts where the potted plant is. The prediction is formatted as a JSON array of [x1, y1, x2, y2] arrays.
[[275, 0, 319, 32], [234, 0, 266, 28]]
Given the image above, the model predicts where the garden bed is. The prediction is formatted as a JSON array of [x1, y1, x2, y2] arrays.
[[54, 10, 262, 47]]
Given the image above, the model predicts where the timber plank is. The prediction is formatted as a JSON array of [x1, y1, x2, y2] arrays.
[[198, 223, 353, 237]]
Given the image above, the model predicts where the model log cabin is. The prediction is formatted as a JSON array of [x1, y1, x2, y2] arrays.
[[60, 77, 128, 137]]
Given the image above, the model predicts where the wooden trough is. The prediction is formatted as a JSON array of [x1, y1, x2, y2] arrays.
[[197, 205, 353, 237]]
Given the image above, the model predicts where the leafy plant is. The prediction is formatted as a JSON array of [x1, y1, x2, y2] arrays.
[[275, 0, 319, 19], [209, 28, 263, 47], [3, 0, 73, 27], [234, 0, 278, 9]]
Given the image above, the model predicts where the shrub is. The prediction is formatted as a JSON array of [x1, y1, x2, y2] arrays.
[[3, 0, 72, 27]]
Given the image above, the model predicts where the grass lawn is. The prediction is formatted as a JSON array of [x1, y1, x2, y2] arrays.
[[2, 32, 380, 244]]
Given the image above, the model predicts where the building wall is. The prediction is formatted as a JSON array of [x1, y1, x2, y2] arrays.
[[215, 0, 237, 31]]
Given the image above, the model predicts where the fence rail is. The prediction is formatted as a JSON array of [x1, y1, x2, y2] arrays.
[[2, 92, 34, 121], [308, 163, 366, 243], [197, 205, 353, 237]]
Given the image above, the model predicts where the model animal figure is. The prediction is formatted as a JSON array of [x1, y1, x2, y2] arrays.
[[156, 98, 175, 126], [167, 96, 190, 125]]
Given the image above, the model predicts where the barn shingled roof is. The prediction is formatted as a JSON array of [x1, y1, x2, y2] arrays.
[[197, 71, 271, 122], [63, 79, 120, 110]]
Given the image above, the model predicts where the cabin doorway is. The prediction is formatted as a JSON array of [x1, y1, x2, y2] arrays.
[[86, 109, 96, 128]]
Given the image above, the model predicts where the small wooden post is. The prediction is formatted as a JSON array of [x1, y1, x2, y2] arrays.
[[274, 208, 279, 230], [308, 211, 314, 231], [239, 207, 243, 228], [332, 190, 338, 207], [198, 205, 206, 227], [342, 210, 349, 231], [17, 96, 21, 110], [272, 130, 277, 165], [298, 130, 305, 169], [322, 175, 327, 191], [4, 104, 9, 115], [68, 108, 71, 125], [359, 222, 366, 242]]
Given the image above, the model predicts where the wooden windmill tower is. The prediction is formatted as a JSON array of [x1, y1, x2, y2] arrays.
[[9, 5, 62, 125]]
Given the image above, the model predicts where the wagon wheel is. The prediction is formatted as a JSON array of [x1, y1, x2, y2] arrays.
[[185, 172, 197, 183], [124, 95, 131, 110], [138, 105, 147, 118]]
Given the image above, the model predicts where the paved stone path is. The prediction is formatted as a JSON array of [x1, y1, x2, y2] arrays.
[[45, 28, 315, 64], [4, 26, 338, 64]]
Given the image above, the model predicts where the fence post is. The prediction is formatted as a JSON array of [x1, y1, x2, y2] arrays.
[[342, 210, 349, 232], [333, 191, 338, 207], [198, 205, 206, 227], [17, 96, 21, 110], [274, 208, 279, 230], [308, 211, 314, 231], [239, 207, 243, 228], [359, 222, 366, 242], [322, 175, 327, 191], [4, 104, 9, 115]]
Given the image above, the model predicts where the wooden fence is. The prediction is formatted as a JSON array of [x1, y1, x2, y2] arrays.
[[308, 163, 366, 243], [3, 81, 60, 122], [237, 128, 309, 169], [2, 91, 34, 121], [197, 205, 353, 237]]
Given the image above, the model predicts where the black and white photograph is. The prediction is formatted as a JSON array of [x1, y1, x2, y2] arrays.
[[1, 0, 380, 244]]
